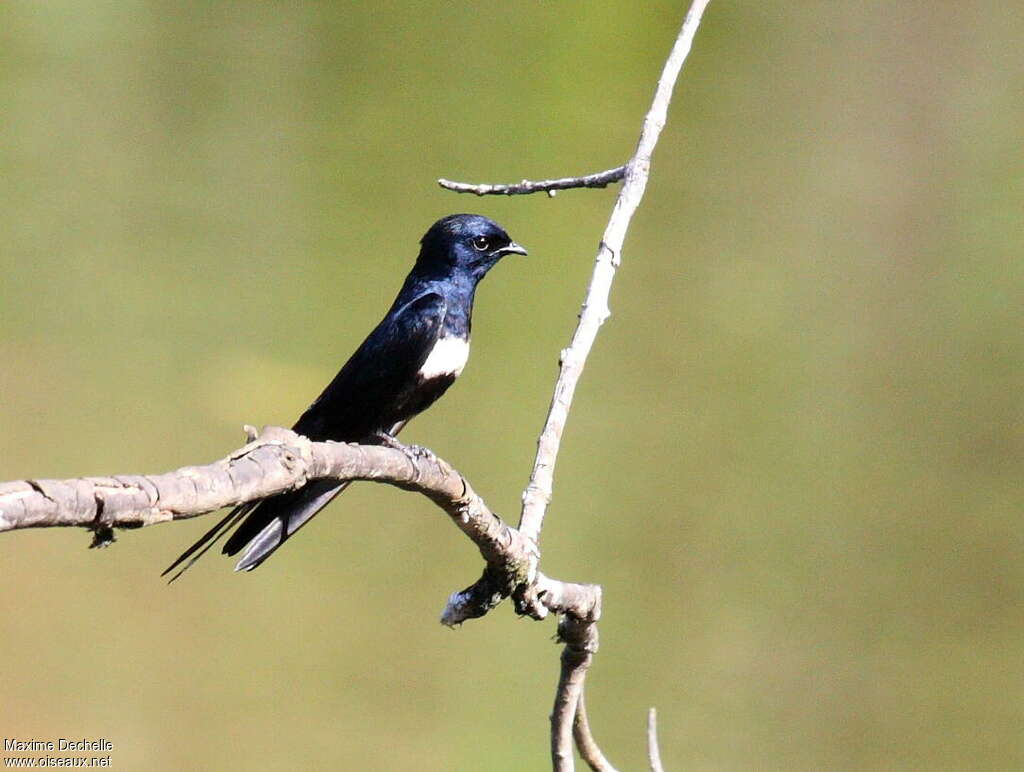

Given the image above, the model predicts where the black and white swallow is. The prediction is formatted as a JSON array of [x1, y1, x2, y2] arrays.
[[163, 214, 527, 580]]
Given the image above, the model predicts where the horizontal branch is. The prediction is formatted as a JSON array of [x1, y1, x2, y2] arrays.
[[437, 167, 625, 197], [0, 426, 519, 565], [0, 426, 598, 628]]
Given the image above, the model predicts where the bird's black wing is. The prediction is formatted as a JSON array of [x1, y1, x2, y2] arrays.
[[287, 291, 447, 442], [162, 292, 446, 580]]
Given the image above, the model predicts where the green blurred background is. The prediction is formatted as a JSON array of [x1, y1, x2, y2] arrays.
[[2, 2, 1021, 769]]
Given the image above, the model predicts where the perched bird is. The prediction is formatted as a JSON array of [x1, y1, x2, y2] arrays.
[[163, 214, 527, 580]]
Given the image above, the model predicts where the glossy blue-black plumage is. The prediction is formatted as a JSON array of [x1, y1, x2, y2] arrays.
[[163, 214, 526, 580]]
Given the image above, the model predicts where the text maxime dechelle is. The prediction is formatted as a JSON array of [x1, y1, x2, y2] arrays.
[[4, 742, 111, 754]]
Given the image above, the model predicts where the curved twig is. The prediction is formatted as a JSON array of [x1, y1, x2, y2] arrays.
[[574, 690, 618, 772]]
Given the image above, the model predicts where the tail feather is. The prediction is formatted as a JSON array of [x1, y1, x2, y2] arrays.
[[162, 421, 403, 579], [162, 480, 348, 581], [228, 479, 349, 571], [161, 502, 256, 583]]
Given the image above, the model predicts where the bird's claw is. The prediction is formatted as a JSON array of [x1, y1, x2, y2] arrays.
[[373, 431, 405, 451], [402, 444, 435, 464], [372, 432, 435, 466]]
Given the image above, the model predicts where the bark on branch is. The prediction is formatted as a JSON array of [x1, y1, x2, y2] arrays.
[[437, 167, 626, 197], [0, 426, 598, 628]]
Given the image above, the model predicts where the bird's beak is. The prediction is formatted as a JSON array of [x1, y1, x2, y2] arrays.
[[498, 242, 528, 257]]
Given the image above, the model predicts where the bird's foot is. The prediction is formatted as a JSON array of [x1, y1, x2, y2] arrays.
[[401, 443, 436, 464], [372, 431, 405, 451], [371, 432, 436, 466]]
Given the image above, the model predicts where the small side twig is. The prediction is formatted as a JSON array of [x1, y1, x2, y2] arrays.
[[647, 708, 664, 772], [437, 167, 625, 197]]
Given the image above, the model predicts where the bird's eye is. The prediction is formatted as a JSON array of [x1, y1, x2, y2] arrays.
[[471, 235, 490, 252]]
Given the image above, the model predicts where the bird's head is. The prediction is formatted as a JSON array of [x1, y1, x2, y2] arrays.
[[416, 214, 527, 281]]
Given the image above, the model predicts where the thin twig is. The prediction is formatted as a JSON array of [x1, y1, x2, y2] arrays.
[[574, 690, 618, 772], [518, 0, 713, 548], [647, 708, 664, 772], [437, 167, 625, 197]]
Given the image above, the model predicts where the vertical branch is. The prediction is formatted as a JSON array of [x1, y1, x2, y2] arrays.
[[518, 0, 714, 545], [551, 614, 600, 772], [435, 2, 714, 768], [552, 648, 589, 772]]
